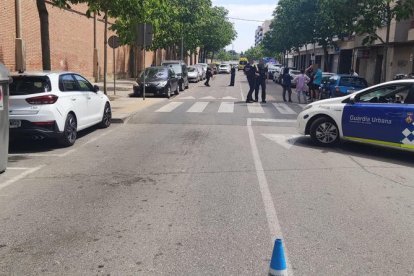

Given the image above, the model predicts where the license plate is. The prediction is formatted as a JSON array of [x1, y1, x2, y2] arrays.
[[10, 119, 21, 128]]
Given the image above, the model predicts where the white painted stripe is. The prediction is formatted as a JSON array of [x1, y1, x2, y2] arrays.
[[247, 103, 265, 114], [0, 166, 44, 191], [187, 102, 209, 113], [246, 118, 292, 275], [179, 96, 195, 100], [249, 118, 296, 124], [298, 104, 307, 109], [82, 128, 117, 147], [7, 167, 31, 170], [9, 153, 62, 157], [239, 83, 245, 101], [272, 103, 297, 115], [155, 102, 183, 112], [200, 96, 215, 100], [221, 96, 237, 100], [218, 102, 234, 113]]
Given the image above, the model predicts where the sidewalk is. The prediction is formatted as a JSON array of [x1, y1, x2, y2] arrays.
[[93, 79, 166, 124]]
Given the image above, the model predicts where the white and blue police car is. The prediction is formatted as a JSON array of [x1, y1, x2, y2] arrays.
[[297, 79, 414, 150]]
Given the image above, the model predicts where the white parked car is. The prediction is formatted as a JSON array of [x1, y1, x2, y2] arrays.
[[9, 72, 111, 146], [187, 66, 201, 82], [218, 64, 231, 74], [297, 79, 414, 149]]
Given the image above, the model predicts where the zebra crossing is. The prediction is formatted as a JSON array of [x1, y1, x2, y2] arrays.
[[155, 101, 305, 115]]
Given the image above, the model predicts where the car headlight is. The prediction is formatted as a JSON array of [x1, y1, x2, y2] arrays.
[[157, 81, 168, 87]]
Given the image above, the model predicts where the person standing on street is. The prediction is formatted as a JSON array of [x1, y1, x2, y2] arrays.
[[312, 65, 322, 100], [293, 69, 310, 104], [229, 65, 236, 86], [282, 67, 292, 102], [204, 67, 213, 87], [244, 60, 256, 103], [254, 59, 268, 103]]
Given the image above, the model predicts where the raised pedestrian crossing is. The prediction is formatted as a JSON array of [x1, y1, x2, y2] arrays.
[[155, 101, 305, 115]]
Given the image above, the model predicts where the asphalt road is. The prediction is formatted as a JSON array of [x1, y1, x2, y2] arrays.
[[1, 72, 414, 275]]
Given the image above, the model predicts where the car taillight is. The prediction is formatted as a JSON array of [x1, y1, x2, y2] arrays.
[[26, 95, 58, 105], [32, 121, 55, 126]]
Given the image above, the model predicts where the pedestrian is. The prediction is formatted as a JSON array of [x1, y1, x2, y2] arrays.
[[312, 65, 322, 100], [282, 67, 293, 102], [229, 65, 236, 86], [244, 59, 256, 103], [350, 68, 359, 76], [293, 69, 310, 104], [305, 64, 314, 101], [204, 67, 213, 87], [254, 59, 268, 103]]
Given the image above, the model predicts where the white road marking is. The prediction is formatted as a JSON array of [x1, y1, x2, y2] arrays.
[[187, 102, 209, 113], [262, 134, 301, 149], [218, 102, 234, 113], [239, 83, 245, 101], [249, 118, 296, 125], [155, 102, 183, 112], [272, 103, 297, 115], [0, 166, 44, 191], [298, 104, 307, 109], [221, 96, 237, 100], [246, 118, 293, 275], [247, 103, 265, 114], [179, 96, 195, 100], [200, 96, 215, 100], [7, 167, 31, 170], [9, 153, 62, 157]]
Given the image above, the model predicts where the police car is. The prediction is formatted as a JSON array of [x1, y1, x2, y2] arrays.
[[297, 80, 414, 150]]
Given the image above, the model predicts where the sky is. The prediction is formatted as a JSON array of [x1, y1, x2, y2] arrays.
[[211, 0, 278, 53]]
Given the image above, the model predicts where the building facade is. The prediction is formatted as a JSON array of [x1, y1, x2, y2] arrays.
[[255, 20, 271, 46], [290, 17, 414, 85]]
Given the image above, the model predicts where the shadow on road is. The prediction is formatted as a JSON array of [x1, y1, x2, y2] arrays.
[[293, 137, 414, 167]]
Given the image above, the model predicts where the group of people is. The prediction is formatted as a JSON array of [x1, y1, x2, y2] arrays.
[[244, 59, 268, 103], [281, 64, 322, 104]]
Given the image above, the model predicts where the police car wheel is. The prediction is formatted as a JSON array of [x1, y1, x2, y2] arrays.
[[310, 117, 339, 146]]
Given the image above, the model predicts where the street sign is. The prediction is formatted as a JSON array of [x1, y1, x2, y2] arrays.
[[135, 23, 153, 47], [108, 35, 120, 49]]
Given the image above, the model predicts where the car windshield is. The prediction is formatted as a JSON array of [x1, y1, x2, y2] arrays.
[[163, 63, 182, 74], [10, 76, 52, 95], [239, 61, 247, 65], [339, 77, 367, 87], [140, 68, 167, 80]]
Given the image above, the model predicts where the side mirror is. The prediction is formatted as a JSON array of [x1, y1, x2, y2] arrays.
[[93, 85, 100, 92], [349, 94, 357, 104]]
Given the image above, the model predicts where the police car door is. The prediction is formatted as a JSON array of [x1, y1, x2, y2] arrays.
[[342, 83, 412, 146], [401, 87, 414, 149]]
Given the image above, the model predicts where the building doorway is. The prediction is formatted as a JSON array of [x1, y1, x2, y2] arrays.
[[338, 49, 353, 74], [374, 55, 383, 84]]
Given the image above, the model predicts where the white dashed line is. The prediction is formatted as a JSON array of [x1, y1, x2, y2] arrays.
[[0, 166, 45, 191]]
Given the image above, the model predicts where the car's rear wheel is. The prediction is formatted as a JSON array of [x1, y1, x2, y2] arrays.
[[310, 117, 339, 146], [59, 113, 77, 147], [98, 102, 111, 128]]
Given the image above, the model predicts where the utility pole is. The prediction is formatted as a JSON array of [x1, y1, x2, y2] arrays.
[[181, 34, 184, 61], [103, 12, 108, 95], [15, 0, 25, 72]]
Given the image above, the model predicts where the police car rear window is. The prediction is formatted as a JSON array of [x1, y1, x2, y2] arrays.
[[339, 77, 367, 87], [10, 76, 52, 95]]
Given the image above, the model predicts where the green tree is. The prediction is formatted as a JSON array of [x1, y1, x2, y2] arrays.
[[244, 45, 264, 61]]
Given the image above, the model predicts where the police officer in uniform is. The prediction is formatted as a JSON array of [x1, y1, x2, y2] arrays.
[[244, 60, 256, 103], [254, 59, 268, 103], [229, 65, 236, 86]]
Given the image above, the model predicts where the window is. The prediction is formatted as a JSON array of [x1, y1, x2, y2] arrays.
[[10, 76, 51, 95], [59, 74, 79, 92], [74, 75, 94, 92], [357, 84, 412, 104]]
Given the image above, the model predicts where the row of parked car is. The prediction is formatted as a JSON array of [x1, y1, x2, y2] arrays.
[[132, 61, 221, 98], [268, 64, 368, 99]]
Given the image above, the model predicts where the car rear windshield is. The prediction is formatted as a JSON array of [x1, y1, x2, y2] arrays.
[[188, 67, 197, 72], [10, 76, 52, 95], [339, 77, 367, 87], [163, 63, 182, 74]]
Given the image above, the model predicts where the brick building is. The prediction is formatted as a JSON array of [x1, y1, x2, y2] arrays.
[[0, 0, 168, 81]]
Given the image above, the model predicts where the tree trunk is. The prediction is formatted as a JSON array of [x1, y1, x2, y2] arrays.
[[382, 3, 391, 83], [103, 12, 108, 95], [211, 52, 215, 63], [36, 0, 51, 70], [305, 44, 308, 68], [323, 45, 329, 71]]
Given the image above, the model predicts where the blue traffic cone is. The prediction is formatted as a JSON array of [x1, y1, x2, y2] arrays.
[[269, 239, 287, 276]]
